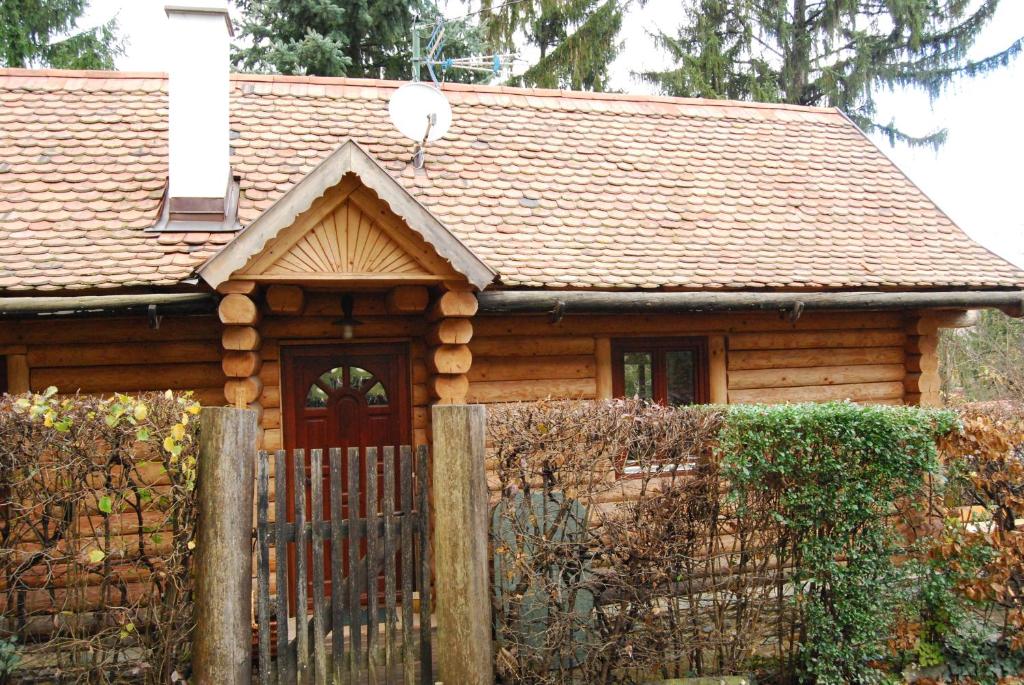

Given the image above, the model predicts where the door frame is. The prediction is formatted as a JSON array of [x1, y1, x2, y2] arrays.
[[279, 339, 414, 453]]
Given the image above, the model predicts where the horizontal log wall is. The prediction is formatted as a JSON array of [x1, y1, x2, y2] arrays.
[[0, 313, 227, 405], [470, 310, 910, 407], [1, 308, 927, 449]]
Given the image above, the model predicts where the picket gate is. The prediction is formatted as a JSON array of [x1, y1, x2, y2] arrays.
[[254, 445, 433, 685]]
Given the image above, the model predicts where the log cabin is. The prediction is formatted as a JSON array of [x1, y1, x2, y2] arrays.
[[1, 2, 1023, 467]]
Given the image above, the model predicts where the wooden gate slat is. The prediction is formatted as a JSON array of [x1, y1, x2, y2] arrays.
[[256, 443, 429, 685], [275, 449, 294, 683], [382, 446, 397, 684], [257, 451, 273, 685], [310, 449, 328, 685], [415, 445, 432, 685], [400, 446, 415, 685], [347, 447, 362, 684], [294, 449, 310, 683], [366, 447, 380, 685], [328, 447, 346, 685]]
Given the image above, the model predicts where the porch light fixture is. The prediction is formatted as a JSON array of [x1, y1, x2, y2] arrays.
[[333, 293, 363, 340]]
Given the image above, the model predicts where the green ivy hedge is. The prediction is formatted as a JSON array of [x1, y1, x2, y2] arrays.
[[720, 403, 957, 684]]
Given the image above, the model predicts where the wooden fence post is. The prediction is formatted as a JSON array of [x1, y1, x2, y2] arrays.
[[193, 406, 259, 685], [431, 404, 493, 685]]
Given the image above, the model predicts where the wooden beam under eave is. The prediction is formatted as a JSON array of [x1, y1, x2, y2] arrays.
[[428, 290, 478, 321], [906, 309, 978, 335], [230, 273, 447, 285], [216, 280, 258, 295], [219, 293, 261, 325], [265, 284, 305, 314]]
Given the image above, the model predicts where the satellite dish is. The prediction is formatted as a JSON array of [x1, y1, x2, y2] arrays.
[[388, 82, 452, 143]]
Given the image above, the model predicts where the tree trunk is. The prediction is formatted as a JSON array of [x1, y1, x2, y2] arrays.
[[783, 0, 811, 104]]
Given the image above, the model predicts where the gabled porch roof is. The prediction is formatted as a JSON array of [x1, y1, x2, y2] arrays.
[[198, 139, 496, 291]]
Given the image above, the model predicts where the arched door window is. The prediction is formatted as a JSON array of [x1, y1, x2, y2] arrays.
[[305, 365, 389, 408]]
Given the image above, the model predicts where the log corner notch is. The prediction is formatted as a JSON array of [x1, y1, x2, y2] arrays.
[[218, 282, 264, 429], [904, 309, 978, 407], [427, 287, 477, 405]]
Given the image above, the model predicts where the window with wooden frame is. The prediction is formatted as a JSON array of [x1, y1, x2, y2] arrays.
[[611, 337, 711, 476], [611, 337, 710, 406]]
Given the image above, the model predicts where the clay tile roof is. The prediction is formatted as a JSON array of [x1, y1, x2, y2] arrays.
[[0, 67, 1021, 292]]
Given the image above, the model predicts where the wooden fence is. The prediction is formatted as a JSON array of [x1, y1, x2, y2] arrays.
[[254, 445, 433, 685]]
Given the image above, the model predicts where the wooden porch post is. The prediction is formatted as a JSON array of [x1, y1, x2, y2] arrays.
[[193, 406, 259, 685], [431, 403, 493, 685]]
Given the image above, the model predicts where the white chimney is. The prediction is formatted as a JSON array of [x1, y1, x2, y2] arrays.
[[165, 2, 233, 223]]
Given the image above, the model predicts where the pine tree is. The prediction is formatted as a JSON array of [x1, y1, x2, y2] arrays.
[[644, 0, 1023, 147], [480, 0, 624, 91], [232, 0, 483, 81], [0, 0, 122, 69]]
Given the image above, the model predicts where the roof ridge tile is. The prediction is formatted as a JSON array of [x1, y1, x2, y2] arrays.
[[0, 67, 841, 119]]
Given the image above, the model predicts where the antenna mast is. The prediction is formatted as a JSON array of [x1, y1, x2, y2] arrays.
[[411, 15, 514, 86], [411, 17, 422, 81]]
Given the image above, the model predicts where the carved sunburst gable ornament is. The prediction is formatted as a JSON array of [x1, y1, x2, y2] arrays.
[[198, 139, 496, 289], [234, 177, 457, 283], [264, 202, 423, 277]]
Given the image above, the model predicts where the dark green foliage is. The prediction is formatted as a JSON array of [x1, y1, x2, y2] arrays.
[[480, 0, 624, 90], [0, 0, 122, 69], [719, 402, 956, 683], [644, 0, 776, 101], [232, 0, 484, 81], [644, 0, 1023, 147], [943, 618, 1024, 683], [940, 308, 1024, 402]]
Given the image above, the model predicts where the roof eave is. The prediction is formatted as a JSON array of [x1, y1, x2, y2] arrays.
[[477, 288, 1024, 316]]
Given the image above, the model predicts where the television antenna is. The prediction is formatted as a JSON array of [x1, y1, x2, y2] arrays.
[[388, 15, 515, 168]]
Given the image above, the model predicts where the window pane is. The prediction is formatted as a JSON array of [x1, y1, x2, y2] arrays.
[[318, 367, 345, 390], [366, 381, 388, 406], [306, 383, 328, 408], [349, 366, 374, 390], [666, 350, 696, 405], [622, 352, 653, 400]]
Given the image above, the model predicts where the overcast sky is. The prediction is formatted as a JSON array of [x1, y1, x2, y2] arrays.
[[82, 0, 1024, 268]]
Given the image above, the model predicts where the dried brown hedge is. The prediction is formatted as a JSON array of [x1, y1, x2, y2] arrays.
[[488, 399, 791, 683], [937, 400, 1024, 650]]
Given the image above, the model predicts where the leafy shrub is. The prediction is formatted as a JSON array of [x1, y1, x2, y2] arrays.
[[720, 403, 955, 684], [0, 389, 201, 684]]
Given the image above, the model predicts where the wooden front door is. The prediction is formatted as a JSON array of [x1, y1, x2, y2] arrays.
[[281, 343, 411, 607]]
